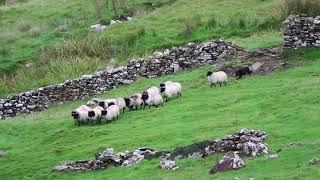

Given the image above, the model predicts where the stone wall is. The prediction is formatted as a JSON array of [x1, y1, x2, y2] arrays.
[[0, 39, 247, 120], [283, 14, 320, 48]]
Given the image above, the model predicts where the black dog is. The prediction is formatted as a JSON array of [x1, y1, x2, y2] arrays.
[[235, 66, 252, 79]]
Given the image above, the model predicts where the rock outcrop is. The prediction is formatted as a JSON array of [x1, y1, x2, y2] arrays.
[[283, 14, 320, 48]]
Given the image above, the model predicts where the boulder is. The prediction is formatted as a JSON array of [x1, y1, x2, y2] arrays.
[[209, 151, 245, 174], [159, 160, 179, 170]]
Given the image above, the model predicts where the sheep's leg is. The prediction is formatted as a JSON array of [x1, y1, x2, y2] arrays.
[[166, 97, 168, 102], [122, 108, 125, 114], [143, 104, 146, 110], [224, 82, 227, 86], [210, 83, 214, 88]]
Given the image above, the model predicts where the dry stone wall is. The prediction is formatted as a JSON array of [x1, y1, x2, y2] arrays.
[[283, 14, 320, 48], [0, 39, 247, 120]]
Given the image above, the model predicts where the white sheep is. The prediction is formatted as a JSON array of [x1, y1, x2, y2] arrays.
[[160, 81, 182, 101], [142, 86, 163, 109], [89, 106, 106, 124], [102, 105, 120, 123], [124, 93, 143, 111], [99, 98, 126, 113], [71, 105, 92, 126], [207, 71, 228, 87], [152, 94, 164, 107]]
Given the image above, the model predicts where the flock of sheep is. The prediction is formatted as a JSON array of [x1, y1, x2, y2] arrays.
[[71, 65, 253, 126], [71, 81, 182, 126]]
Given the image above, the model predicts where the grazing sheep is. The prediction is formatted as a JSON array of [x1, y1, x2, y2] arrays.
[[71, 105, 93, 126], [160, 81, 182, 101], [152, 94, 164, 107], [102, 105, 120, 123], [124, 93, 143, 111], [235, 66, 252, 79], [89, 106, 106, 124], [98, 99, 116, 108], [99, 98, 126, 113], [207, 71, 228, 88], [142, 86, 163, 109]]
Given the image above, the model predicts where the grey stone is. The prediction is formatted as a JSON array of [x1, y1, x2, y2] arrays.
[[309, 158, 320, 165], [0, 150, 6, 157], [209, 151, 245, 174], [267, 154, 279, 160], [159, 160, 179, 170]]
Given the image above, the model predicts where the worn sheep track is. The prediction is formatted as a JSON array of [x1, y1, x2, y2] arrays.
[[53, 129, 268, 172]]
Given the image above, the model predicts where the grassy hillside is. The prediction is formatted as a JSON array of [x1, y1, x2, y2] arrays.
[[0, 49, 319, 179], [0, 0, 284, 98]]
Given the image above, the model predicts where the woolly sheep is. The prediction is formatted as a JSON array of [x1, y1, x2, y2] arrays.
[[160, 81, 182, 101], [124, 93, 143, 111], [235, 66, 252, 79], [71, 105, 93, 126], [89, 106, 106, 124], [99, 98, 126, 113], [207, 71, 228, 87], [152, 94, 164, 107], [142, 87, 163, 109], [102, 105, 120, 123]]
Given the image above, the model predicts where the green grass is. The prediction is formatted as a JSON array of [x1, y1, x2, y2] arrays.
[[0, 0, 285, 98], [1, 52, 320, 179]]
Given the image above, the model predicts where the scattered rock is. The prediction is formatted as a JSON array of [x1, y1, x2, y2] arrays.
[[283, 15, 320, 48], [0, 150, 6, 157], [288, 142, 304, 147], [54, 130, 268, 173], [267, 154, 279, 160], [309, 158, 320, 165], [90, 24, 106, 32], [159, 160, 179, 170], [209, 151, 245, 174]]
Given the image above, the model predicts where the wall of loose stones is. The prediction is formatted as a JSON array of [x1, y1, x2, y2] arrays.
[[283, 14, 320, 48], [0, 39, 247, 120]]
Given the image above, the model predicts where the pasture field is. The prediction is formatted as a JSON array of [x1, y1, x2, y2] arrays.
[[0, 0, 282, 97], [0, 49, 320, 179]]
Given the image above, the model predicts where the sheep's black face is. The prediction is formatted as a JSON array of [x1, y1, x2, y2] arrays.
[[108, 102, 115, 107], [71, 111, 79, 119], [141, 91, 149, 102], [160, 83, 165, 87], [207, 71, 213, 77], [101, 109, 107, 116], [124, 98, 131, 107], [88, 111, 95, 118], [99, 101, 105, 108], [160, 86, 165, 93]]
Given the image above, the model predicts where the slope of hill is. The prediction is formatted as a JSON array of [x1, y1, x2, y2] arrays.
[[0, 0, 283, 98], [0, 49, 319, 179]]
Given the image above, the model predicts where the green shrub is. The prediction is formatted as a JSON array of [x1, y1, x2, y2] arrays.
[[180, 17, 200, 38], [281, 0, 320, 17]]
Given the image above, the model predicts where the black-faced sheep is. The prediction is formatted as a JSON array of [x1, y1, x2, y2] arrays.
[[102, 105, 120, 123], [207, 71, 228, 87], [99, 98, 126, 113], [124, 93, 143, 111], [235, 66, 252, 79], [141, 86, 162, 109], [160, 81, 182, 102], [71, 105, 93, 126]]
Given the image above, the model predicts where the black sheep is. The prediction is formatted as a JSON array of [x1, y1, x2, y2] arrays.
[[235, 66, 252, 79]]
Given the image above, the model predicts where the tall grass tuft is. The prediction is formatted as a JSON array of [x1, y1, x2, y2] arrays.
[[180, 17, 200, 38], [29, 27, 40, 37], [1, 57, 104, 95], [17, 18, 31, 32], [281, 0, 320, 17]]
